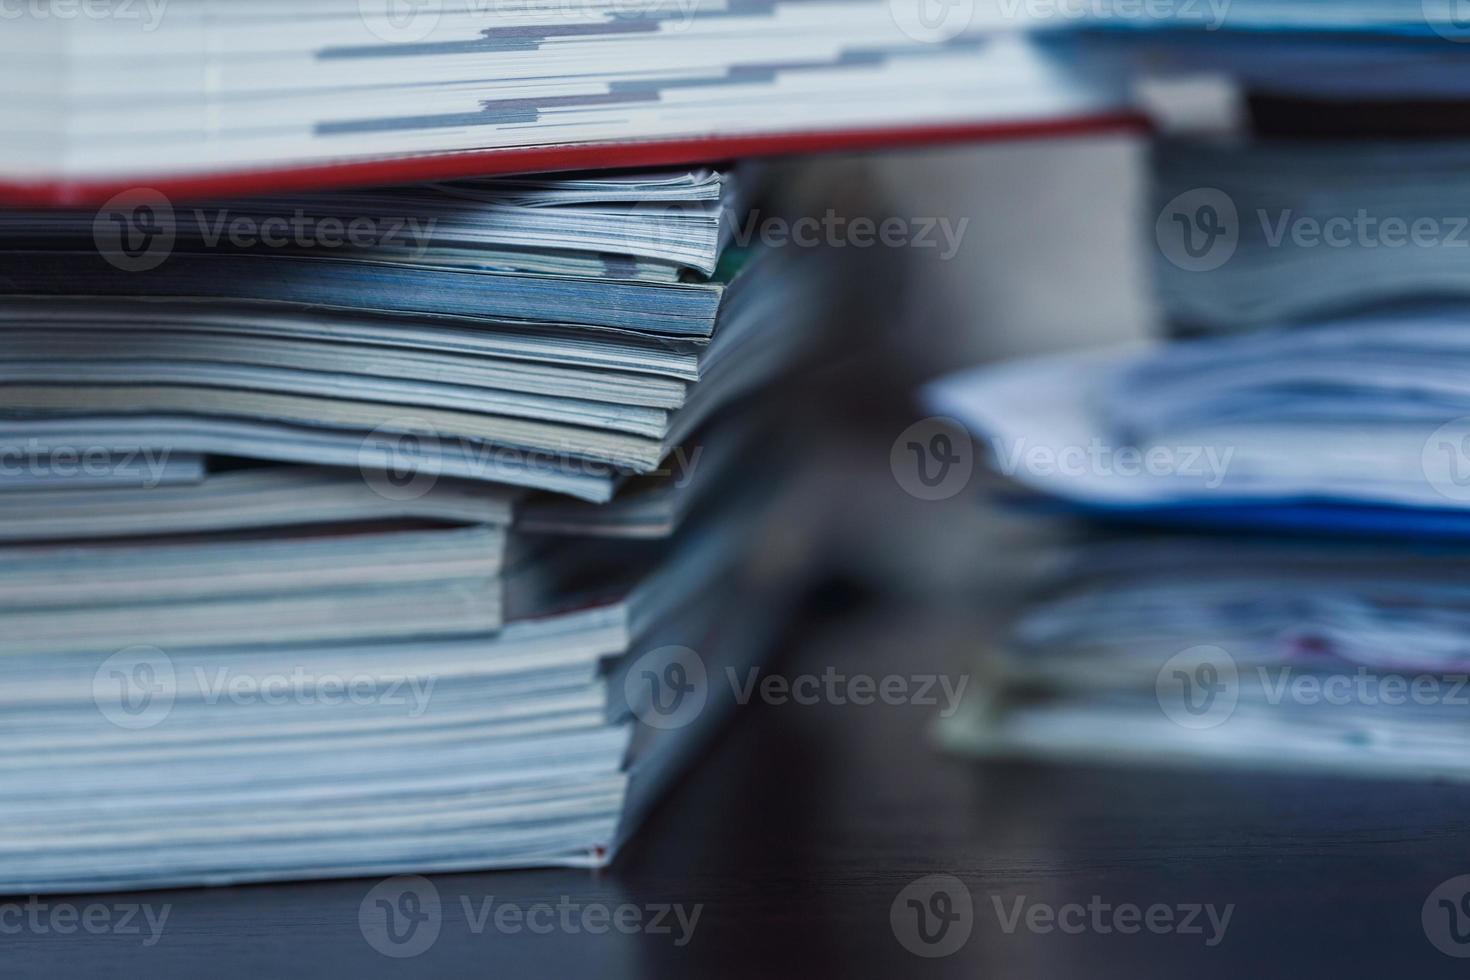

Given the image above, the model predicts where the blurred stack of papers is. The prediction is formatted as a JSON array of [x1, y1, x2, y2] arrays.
[[1153, 139, 1470, 333], [0, 165, 820, 892], [939, 534, 1470, 781], [927, 35, 1470, 785], [927, 311, 1470, 534], [929, 121, 1470, 538]]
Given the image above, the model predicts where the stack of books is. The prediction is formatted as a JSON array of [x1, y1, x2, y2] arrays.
[[925, 13, 1470, 779], [0, 6, 1144, 892], [0, 164, 819, 894]]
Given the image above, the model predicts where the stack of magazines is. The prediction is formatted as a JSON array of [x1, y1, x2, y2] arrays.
[[0, 165, 820, 893]]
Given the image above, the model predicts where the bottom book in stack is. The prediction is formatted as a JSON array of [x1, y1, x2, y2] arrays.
[[0, 426, 805, 893], [939, 534, 1470, 783]]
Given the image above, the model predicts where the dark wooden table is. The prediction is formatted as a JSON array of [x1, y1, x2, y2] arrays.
[[10, 596, 1470, 979]]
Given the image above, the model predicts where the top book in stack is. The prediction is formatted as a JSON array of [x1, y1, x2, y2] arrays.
[[0, 0, 1133, 204]]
